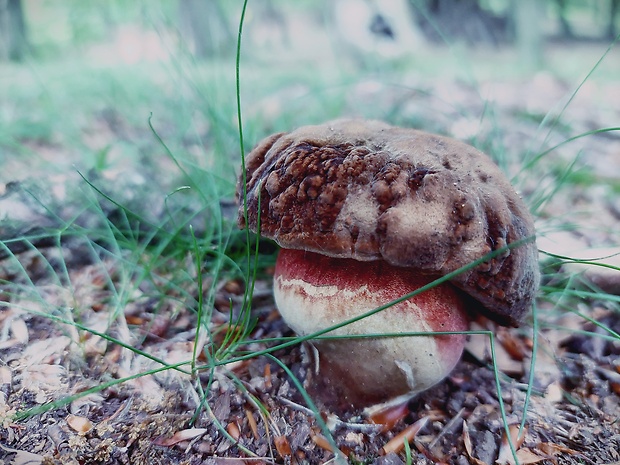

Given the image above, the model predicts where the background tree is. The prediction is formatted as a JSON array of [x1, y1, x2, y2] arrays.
[[0, 0, 29, 61], [178, 0, 234, 59], [513, 0, 544, 70]]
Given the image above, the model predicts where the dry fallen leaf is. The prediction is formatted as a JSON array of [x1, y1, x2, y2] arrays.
[[69, 392, 106, 415], [0, 443, 44, 465], [245, 409, 259, 440], [497, 327, 528, 361], [515, 447, 548, 464], [226, 421, 240, 440], [116, 363, 165, 407], [0, 365, 11, 385], [544, 381, 564, 403], [10, 317, 29, 344], [152, 428, 208, 446], [497, 424, 527, 464], [275, 434, 293, 457], [537, 442, 580, 457], [66, 414, 93, 434], [19, 364, 68, 403], [462, 420, 488, 465], [22, 336, 72, 365], [368, 399, 411, 431], [381, 416, 429, 456]]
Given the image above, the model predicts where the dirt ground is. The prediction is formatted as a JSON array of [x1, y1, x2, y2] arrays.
[[0, 250, 619, 464], [1, 45, 620, 464]]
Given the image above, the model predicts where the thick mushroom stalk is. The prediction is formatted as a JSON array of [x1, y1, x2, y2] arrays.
[[274, 249, 469, 408]]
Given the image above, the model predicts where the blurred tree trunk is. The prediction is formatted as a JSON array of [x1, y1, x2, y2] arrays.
[[608, 0, 619, 39], [0, 0, 29, 61], [513, 0, 543, 70], [555, 0, 574, 38], [178, 0, 233, 58]]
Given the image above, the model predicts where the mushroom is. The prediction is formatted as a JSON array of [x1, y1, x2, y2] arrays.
[[237, 119, 539, 410]]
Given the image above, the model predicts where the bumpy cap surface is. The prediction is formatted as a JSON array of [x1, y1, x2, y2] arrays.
[[238, 119, 539, 326]]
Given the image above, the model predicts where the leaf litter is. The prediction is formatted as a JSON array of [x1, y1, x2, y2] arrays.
[[0, 75, 619, 464]]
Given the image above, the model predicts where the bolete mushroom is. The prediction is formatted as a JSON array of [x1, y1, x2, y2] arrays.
[[237, 119, 539, 410]]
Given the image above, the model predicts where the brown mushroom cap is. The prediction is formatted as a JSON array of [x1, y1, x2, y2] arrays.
[[238, 119, 539, 326]]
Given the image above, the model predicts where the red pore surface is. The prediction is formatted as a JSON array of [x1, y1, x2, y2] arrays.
[[274, 249, 470, 408]]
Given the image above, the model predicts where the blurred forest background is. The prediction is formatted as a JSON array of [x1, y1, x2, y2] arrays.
[[1, 0, 619, 243], [1, 0, 618, 187], [1, 0, 619, 63]]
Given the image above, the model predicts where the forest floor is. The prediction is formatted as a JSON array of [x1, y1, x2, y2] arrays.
[[1, 36, 620, 465]]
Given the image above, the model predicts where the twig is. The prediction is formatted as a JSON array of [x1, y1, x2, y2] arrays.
[[276, 396, 383, 433]]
